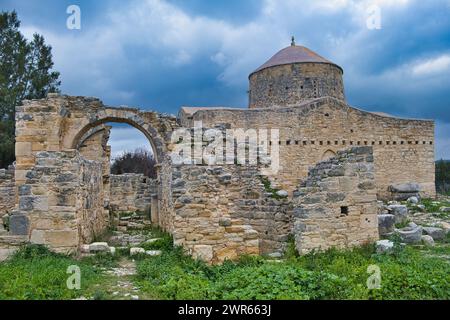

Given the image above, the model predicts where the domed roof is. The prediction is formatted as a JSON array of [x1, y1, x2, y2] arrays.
[[250, 42, 343, 76]]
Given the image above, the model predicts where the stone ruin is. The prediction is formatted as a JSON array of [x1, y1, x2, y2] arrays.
[[0, 43, 435, 263]]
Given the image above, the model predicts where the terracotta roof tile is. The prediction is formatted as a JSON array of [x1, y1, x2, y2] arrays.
[[250, 45, 342, 76]]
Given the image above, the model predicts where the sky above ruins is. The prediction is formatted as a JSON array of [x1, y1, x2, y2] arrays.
[[2, 0, 450, 159]]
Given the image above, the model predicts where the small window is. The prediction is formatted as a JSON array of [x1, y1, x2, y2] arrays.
[[335, 141, 339, 145], [286, 140, 291, 145], [311, 141, 315, 145], [325, 113, 330, 117], [341, 206, 349, 216], [320, 141, 323, 145], [295, 140, 299, 145], [303, 141, 307, 145]]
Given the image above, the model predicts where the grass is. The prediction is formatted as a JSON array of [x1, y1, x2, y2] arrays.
[[2, 231, 449, 300], [421, 198, 450, 213], [0, 245, 116, 300], [134, 233, 450, 300]]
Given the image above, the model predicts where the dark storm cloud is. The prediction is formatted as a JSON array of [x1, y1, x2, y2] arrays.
[[1, 0, 449, 157]]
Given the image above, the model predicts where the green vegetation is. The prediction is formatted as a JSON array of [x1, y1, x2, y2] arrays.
[[0, 245, 113, 300], [0, 11, 61, 168], [2, 231, 449, 300], [394, 220, 411, 229], [135, 234, 450, 300], [421, 198, 450, 213], [259, 176, 287, 199], [436, 160, 450, 195]]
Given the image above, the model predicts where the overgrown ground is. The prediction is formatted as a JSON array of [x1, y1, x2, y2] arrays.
[[1, 230, 449, 300]]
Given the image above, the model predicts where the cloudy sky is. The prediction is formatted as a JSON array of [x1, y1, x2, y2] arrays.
[[2, 0, 450, 159]]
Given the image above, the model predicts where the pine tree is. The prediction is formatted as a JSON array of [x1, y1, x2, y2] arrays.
[[0, 11, 60, 167]]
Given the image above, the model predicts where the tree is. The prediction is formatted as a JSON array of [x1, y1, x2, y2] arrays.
[[111, 149, 157, 179], [0, 11, 61, 167], [436, 159, 450, 195]]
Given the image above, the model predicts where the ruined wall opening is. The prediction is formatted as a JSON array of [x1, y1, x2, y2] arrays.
[[74, 121, 160, 228]]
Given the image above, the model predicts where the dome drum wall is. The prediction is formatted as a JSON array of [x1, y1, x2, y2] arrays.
[[249, 62, 345, 109]]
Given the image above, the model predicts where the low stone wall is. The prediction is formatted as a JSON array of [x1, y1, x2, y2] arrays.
[[0, 235, 28, 262], [171, 165, 293, 263], [293, 146, 379, 254], [10, 151, 107, 253], [110, 174, 156, 213], [0, 165, 15, 219]]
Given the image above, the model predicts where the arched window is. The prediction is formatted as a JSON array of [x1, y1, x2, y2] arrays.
[[322, 149, 336, 161]]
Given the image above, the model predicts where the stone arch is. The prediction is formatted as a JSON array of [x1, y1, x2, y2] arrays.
[[68, 108, 169, 163], [322, 149, 336, 161]]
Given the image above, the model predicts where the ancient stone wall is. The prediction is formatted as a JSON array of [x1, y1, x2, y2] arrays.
[[170, 165, 292, 263], [180, 97, 435, 199], [78, 125, 112, 205], [0, 165, 15, 219], [0, 236, 28, 262], [10, 151, 107, 253], [14, 95, 177, 187], [157, 159, 174, 231], [293, 146, 379, 254], [110, 174, 156, 213], [249, 63, 345, 108]]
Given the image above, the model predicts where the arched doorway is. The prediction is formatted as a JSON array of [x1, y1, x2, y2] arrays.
[[74, 120, 161, 227]]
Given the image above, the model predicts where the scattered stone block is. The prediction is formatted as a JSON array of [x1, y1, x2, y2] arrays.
[[145, 238, 162, 244], [130, 247, 145, 255], [387, 205, 408, 224], [422, 227, 446, 241], [389, 183, 420, 200], [407, 196, 419, 204], [421, 235, 435, 247], [378, 214, 395, 236], [89, 242, 110, 252], [394, 224, 422, 244], [145, 250, 162, 256], [376, 240, 394, 254]]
